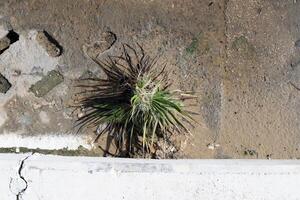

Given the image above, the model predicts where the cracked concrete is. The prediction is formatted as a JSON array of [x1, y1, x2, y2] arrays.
[[8, 153, 32, 200], [15, 153, 33, 200], [0, 153, 31, 200]]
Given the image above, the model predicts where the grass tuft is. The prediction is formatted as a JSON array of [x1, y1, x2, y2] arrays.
[[74, 44, 193, 157]]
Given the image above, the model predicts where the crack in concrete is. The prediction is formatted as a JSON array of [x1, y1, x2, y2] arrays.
[[11, 153, 34, 200], [215, 0, 229, 144], [223, 0, 229, 52], [290, 81, 300, 91]]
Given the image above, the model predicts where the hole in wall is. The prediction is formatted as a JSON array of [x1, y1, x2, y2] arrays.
[[43, 31, 63, 55], [0, 30, 19, 55], [6, 30, 19, 44]]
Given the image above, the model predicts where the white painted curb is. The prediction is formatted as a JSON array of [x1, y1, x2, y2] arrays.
[[1, 153, 300, 200]]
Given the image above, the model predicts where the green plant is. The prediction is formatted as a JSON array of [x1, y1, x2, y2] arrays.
[[74, 44, 193, 157]]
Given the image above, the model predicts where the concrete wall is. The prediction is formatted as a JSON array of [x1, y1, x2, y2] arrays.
[[1, 153, 300, 200]]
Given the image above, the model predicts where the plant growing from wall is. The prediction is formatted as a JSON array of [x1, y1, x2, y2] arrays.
[[74, 44, 193, 158]]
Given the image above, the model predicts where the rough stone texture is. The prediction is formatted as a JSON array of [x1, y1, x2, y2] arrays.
[[79, 70, 97, 80], [0, 27, 9, 39], [290, 61, 300, 89], [36, 31, 61, 57], [29, 70, 64, 97], [83, 31, 117, 59], [0, 36, 10, 52], [0, 16, 11, 38], [231, 35, 256, 59], [0, 0, 299, 158], [295, 39, 300, 48], [0, 73, 11, 93]]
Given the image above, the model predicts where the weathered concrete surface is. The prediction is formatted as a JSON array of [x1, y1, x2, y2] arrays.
[[218, 0, 300, 159], [1, 154, 300, 200], [0, 27, 74, 140], [0, 0, 299, 158], [0, 0, 225, 158]]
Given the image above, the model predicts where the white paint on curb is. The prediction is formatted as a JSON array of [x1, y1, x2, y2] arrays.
[[1, 153, 300, 200], [0, 134, 92, 150]]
